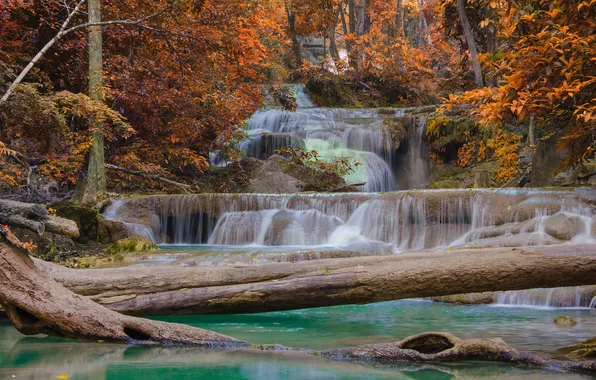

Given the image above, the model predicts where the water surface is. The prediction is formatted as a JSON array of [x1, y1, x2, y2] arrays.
[[1, 301, 594, 379]]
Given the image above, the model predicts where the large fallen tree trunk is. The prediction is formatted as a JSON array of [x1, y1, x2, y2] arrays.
[[0, 239, 245, 347], [35, 244, 596, 316], [1, 235, 595, 374]]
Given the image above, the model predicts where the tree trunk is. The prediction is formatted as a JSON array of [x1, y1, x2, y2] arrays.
[[418, 0, 432, 47], [286, 8, 303, 67], [456, 0, 484, 88], [395, 0, 404, 39], [73, 0, 107, 205], [0, 241, 245, 346], [347, 0, 359, 70], [34, 244, 596, 316], [329, 6, 341, 64]]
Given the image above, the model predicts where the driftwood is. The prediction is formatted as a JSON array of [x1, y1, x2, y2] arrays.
[[34, 244, 596, 316], [0, 199, 79, 238], [105, 164, 194, 193]]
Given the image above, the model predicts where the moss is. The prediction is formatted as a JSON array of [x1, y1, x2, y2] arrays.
[[427, 179, 461, 189], [381, 117, 408, 150], [106, 236, 159, 255], [53, 201, 101, 243]]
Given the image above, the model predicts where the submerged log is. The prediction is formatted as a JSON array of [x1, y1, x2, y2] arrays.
[[35, 244, 596, 316]]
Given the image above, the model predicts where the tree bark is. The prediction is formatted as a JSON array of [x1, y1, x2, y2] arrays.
[[328, 6, 341, 64], [286, 7, 303, 67], [418, 0, 432, 47], [73, 0, 107, 205], [347, 0, 359, 70], [0, 240, 245, 346], [0, 199, 79, 238], [33, 244, 596, 316], [395, 0, 404, 39], [456, 0, 484, 88]]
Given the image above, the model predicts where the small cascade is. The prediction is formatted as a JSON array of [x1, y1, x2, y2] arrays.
[[395, 115, 430, 189], [493, 286, 596, 308], [104, 189, 596, 255], [103, 201, 157, 243], [240, 86, 402, 191]]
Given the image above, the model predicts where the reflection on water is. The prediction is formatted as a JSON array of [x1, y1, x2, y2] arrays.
[[0, 301, 595, 379]]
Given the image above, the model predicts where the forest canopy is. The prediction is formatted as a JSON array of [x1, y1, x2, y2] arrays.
[[0, 0, 594, 197]]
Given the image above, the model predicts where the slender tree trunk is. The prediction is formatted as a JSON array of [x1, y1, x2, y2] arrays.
[[395, 0, 404, 39], [286, 7, 303, 66], [418, 0, 432, 47], [347, 0, 358, 70], [456, 0, 484, 88], [328, 6, 341, 64], [73, 0, 107, 204], [485, 7, 497, 87]]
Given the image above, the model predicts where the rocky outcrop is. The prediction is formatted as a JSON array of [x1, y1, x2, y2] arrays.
[[554, 316, 577, 326], [560, 338, 596, 359], [247, 155, 305, 194], [106, 236, 159, 255]]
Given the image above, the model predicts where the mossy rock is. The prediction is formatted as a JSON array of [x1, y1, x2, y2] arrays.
[[106, 236, 159, 255], [554, 316, 577, 326], [53, 201, 101, 243], [559, 337, 596, 359], [427, 179, 461, 189]]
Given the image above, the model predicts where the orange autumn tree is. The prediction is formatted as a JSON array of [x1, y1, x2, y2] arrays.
[[0, 0, 285, 192], [447, 0, 596, 173]]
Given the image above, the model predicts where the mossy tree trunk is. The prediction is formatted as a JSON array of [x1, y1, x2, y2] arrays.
[[73, 0, 107, 205]]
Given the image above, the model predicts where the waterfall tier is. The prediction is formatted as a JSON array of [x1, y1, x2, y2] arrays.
[[104, 189, 595, 253]]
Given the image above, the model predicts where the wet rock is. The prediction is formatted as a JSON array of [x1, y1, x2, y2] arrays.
[[106, 236, 159, 255], [432, 292, 495, 305], [98, 219, 130, 244], [544, 213, 585, 241], [560, 337, 596, 359], [248, 171, 305, 194], [554, 316, 577, 326], [11, 227, 77, 261]]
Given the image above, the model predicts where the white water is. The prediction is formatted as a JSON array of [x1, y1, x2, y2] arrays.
[[105, 189, 595, 253], [493, 286, 596, 309]]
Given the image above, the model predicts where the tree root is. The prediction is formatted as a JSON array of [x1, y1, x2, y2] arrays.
[[105, 164, 195, 193]]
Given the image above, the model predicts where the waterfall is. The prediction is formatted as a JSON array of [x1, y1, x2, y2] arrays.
[[104, 189, 595, 253], [493, 286, 596, 308], [240, 85, 402, 192]]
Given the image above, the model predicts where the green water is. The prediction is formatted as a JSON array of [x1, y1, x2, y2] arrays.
[[1, 301, 595, 379]]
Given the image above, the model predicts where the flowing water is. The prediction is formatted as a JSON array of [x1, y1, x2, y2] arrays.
[[88, 89, 596, 378], [104, 189, 596, 255], [1, 300, 595, 379]]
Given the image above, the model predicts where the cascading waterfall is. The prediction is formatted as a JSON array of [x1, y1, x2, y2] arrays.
[[493, 286, 596, 308], [105, 189, 596, 256]]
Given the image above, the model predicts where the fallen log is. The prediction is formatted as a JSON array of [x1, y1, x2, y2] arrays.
[[35, 244, 596, 316], [0, 199, 79, 238], [0, 239, 245, 347], [1, 235, 595, 375]]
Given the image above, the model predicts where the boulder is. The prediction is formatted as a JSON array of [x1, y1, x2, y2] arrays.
[[554, 316, 577, 326], [247, 155, 305, 194], [98, 219, 130, 244], [11, 227, 76, 261], [53, 202, 101, 243], [106, 236, 159, 255], [44, 215, 80, 239], [544, 213, 585, 241]]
